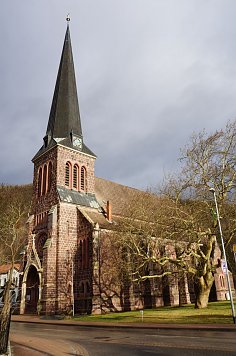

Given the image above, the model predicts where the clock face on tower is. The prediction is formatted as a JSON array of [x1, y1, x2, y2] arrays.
[[73, 136, 82, 149]]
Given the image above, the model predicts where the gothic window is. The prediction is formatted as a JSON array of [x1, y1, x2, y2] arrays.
[[65, 161, 72, 188], [37, 162, 52, 197], [220, 275, 225, 288], [81, 166, 87, 191], [48, 161, 52, 192], [42, 164, 47, 195], [38, 167, 42, 196], [36, 234, 47, 260], [73, 164, 79, 190]]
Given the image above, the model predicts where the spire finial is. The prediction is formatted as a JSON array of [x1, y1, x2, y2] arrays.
[[66, 13, 70, 24]]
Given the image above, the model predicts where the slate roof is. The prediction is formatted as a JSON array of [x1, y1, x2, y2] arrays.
[[57, 177, 143, 216], [57, 186, 100, 209], [33, 24, 96, 161], [33, 138, 96, 161], [95, 177, 143, 216], [78, 207, 114, 230], [56, 177, 145, 229], [47, 25, 82, 141]]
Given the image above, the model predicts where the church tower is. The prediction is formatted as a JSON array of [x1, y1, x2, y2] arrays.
[[20, 20, 98, 315]]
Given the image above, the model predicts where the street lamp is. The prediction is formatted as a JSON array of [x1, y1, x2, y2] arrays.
[[209, 187, 236, 324]]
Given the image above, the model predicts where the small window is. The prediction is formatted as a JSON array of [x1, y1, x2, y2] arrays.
[[81, 166, 87, 191], [73, 164, 79, 190], [65, 162, 71, 187]]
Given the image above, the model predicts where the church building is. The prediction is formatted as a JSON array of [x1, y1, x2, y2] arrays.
[[20, 21, 233, 315]]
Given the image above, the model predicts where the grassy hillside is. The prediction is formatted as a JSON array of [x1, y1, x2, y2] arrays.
[[0, 184, 33, 263], [0, 184, 32, 214]]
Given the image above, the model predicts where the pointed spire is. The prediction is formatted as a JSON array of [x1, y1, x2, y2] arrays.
[[33, 21, 96, 162], [46, 21, 82, 141]]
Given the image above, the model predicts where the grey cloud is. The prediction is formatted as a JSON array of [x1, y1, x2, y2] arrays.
[[1, 0, 236, 189]]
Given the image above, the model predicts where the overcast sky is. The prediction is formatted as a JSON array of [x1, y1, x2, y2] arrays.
[[1, 0, 236, 190]]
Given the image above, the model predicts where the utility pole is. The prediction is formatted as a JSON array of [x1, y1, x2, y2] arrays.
[[210, 188, 236, 324]]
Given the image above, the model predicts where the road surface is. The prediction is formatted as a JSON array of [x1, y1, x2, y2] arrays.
[[10, 322, 236, 355]]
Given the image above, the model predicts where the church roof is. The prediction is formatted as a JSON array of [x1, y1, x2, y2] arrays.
[[57, 185, 100, 209], [95, 177, 143, 216], [56, 177, 145, 228], [33, 24, 96, 161], [46, 25, 82, 140], [33, 137, 96, 161], [77, 207, 114, 230]]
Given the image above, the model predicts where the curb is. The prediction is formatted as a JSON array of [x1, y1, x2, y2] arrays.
[[11, 317, 236, 332]]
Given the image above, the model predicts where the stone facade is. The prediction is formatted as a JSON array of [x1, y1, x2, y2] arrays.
[[20, 141, 96, 315]]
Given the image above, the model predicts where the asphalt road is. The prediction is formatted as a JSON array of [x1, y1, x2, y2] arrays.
[[10, 322, 236, 356]]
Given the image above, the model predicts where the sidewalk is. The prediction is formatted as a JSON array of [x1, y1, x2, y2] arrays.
[[11, 314, 236, 331]]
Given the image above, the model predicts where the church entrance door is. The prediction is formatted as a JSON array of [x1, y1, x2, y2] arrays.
[[25, 265, 39, 314]]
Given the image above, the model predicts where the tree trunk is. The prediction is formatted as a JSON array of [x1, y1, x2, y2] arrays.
[[195, 273, 214, 309], [0, 268, 13, 354]]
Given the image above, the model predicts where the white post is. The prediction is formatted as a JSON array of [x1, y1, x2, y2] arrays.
[[210, 188, 236, 324], [72, 257, 74, 317]]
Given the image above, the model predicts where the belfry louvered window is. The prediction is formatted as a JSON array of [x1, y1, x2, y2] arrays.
[[65, 162, 71, 187], [73, 164, 79, 190], [38, 167, 42, 196], [81, 166, 86, 191]]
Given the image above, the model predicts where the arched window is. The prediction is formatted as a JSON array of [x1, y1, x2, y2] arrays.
[[47, 161, 52, 192], [38, 167, 42, 196], [81, 166, 87, 191], [42, 164, 47, 195], [73, 164, 79, 190], [36, 233, 47, 260], [65, 162, 72, 188]]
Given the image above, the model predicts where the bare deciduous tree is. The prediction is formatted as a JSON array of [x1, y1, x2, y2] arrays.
[[118, 120, 236, 309], [0, 186, 30, 353]]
